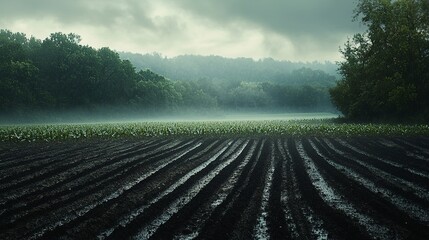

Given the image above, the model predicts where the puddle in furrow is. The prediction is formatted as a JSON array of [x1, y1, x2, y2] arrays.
[[405, 152, 429, 162], [365, 139, 429, 177], [280, 140, 328, 240], [331, 139, 429, 200], [3, 141, 178, 223], [96, 140, 231, 239], [99, 140, 243, 239], [377, 139, 399, 148], [296, 140, 342, 208], [174, 140, 255, 240], [276, 140, 298, 238], [134, 141, 248, 239], [397, 138, 429, 157], [29, 141, 202, 240], [1, 144, 140, 203], [336, 139, 428, 178], [253, 143, 274, 239], [307, 139, 393, 239], [395, 139, 429, 163], [253, 142, 275, 240], [323, 138, 429, 223]]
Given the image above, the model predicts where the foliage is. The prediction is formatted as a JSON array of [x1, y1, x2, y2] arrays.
[[0, 29, 337, 121], [0, 30, 137, 111], [330, 0, 429, 121], [1, 120, 428, 142]]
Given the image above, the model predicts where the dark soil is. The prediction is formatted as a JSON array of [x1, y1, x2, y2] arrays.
[[0, 136, 428, 240]]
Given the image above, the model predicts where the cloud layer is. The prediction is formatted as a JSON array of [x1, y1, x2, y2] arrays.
[[0, 0, 363, 61]]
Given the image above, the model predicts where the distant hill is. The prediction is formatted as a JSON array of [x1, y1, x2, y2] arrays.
[[119, 52, 339, 88]]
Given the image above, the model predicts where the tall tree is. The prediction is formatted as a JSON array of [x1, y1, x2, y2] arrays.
[[330, 0, 429, 121], [0, 30, 40, 110]]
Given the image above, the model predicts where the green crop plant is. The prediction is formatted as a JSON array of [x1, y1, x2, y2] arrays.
[[1, 120, 429, 142]]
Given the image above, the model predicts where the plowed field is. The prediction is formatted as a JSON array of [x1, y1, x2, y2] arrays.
[[1, 137, 428, 239]]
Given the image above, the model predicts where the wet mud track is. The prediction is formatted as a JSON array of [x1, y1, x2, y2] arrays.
[[0, 136, 428, 239]]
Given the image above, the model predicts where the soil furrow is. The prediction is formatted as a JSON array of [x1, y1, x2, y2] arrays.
[[87, 139, 230, 239], [299, 139, 378, 238], [0, 139, 110, 170], [396, 136, 429, 149], [0, 149, 83, 183], [132, 140, 244, 239], [0, 139, 164, 219], [353, 137, 429, 175], [316, 138, 429, 239], [0, 139, 153, 189], [330, 138, 429, 200], [304, 138, 397, 239], [163, 140, 258, 240], [265, 140, 289, 239], [34, 139, 216, 240], [0, 142, 83, 166], [0, 136, 427, 240], [288, 138, 367, 240], [196, 139, 268, 240], [319, 138, 429, 205], [277, 139, 315, 240], [0, 141, 123, 196], [333, 138, 429, 189], [388, 138, 429, 163], [104, 139, 238, 240], [253, 141, 276, 240], [0, 139, 196, 240], [192, 139, 262, 239]]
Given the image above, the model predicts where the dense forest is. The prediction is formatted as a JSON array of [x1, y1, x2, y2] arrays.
[[119, 52, 339, 85], [0, 29, 336, 122], [330, 0, 429, 122]]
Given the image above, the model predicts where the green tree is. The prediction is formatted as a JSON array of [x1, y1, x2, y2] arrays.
[[32, 32, 83, 107], [95, 47, 137, 104], [133, 70, 180, 109], [330, 0, 429, 121], [0, 30, 42, 111]]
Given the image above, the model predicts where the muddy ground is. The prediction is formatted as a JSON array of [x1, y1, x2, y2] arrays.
[[0, 136, 428, 239]]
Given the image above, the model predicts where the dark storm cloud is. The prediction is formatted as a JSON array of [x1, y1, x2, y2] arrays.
[[0, 0, 363, 61], [173, 0, 362, 43]]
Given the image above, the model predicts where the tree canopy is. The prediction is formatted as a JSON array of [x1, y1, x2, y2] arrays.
[[330, 0, 429, 122]]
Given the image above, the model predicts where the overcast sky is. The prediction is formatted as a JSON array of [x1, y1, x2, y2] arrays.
[[0, 0, 364, 62]]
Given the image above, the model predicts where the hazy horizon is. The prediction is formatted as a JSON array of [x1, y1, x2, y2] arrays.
[[0, 108, 340, 125]]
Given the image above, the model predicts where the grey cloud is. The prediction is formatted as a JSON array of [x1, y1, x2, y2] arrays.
[[173, 0, 361, 35], [172, 0, 363, 56], [0, 0, 363, 61], [0, 0, 154, 29], [0, 0, 91, 23], [0, 0, 361, 36]]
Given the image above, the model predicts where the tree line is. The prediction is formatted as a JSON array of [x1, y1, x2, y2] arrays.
[[0, 29, 335, 121], [119, 52, 339, 85]]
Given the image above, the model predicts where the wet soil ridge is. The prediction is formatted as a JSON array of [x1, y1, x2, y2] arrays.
[[0, 136, 428, 240]]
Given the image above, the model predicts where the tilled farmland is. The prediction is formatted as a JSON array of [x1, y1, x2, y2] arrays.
[[0, 137, 428, 240]]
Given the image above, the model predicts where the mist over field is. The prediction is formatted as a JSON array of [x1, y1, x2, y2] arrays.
[[1, 0, 428, 124], [0, 31, 339, 125], [0, 106, 339, 125]]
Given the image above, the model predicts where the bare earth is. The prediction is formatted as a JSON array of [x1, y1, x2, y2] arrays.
[[0, 136, 428, 239]]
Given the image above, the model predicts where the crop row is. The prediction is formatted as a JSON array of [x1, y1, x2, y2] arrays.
[[1, 120, 429, 142]]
